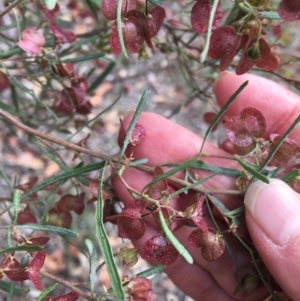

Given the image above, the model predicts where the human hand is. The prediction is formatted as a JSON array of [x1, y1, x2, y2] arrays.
[[112, 73, 300, 301]]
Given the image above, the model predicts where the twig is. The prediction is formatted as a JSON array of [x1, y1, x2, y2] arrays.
[[40, 271, 92, 301], [134, 164, 245, 196], [0, 108, 244, 196], [0, 108, 111, 162], [0, 0, 25, 17]]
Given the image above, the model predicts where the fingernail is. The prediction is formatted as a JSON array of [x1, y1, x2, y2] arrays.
[[245, 179, 300, 246]]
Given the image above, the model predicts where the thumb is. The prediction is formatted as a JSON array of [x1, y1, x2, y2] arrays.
[[245, 179, 300, 301]]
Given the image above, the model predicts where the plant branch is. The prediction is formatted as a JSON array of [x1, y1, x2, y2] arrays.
[[0, 0, 25, 17], [0, 108, 244, 196], [0, 108, 111, 162], [40, 270, 92, 301]]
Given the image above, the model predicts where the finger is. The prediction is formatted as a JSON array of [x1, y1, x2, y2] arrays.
[[214, 72, 300, 141], [245, 179, 300, 300]]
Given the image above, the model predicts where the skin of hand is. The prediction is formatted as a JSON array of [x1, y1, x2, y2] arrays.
[[112, 72, 300, 301]]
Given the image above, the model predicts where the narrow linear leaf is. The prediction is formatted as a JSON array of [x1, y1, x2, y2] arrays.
[[204, 196, 241, 294], [5, 281, 15, 301], [165, 161, 242, 178], [200, 0, 220, 63], [85, 239, 97, 295], [5, 68, 59, 121], [137, 264, 165, 278], [85, 0, 101, 7], [15, 224, 78, 238], [158, 210, 193, 264], [168, 173, 216, 199], [117, 0, 128, 58], [281, 169, 299, 183], [96, 166, 125, 301], [259, 115, 300, 171], [118, 87, 150, 164], [21, 162, 105, 200], [0, 100, 19, 116], [13, 190, 22, 224], [191, 162, 242, 177], [58, 52, 105, 64], [224, 206, 245, 218], [118, 265, 165, 289], [0, 281, 27, 296], [0, 245, 43, 256], [148, 0, 163, 5], [37, 283, 59, 301], [128, 158, 148, 167], [142, 158, 197, 194], [199, 81, 248, 154], [237, 159, 269, 183], [238, 3, 280, 20], [30, 138, 88, 186], [87, 61, 116, 93], [207, 194, 240, 227], [84, 0, 100, 22]]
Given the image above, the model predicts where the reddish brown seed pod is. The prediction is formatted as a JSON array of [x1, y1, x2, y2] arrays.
[[223, 107, 267, 147]]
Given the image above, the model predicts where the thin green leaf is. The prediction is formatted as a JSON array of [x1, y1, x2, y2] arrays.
[[192, 164, 242, 177], [118, 87, 150, 165], [281, 169, 299, 183], [142, 158, 197, 193], [6, 283, 14, 301], [142, 158, 197, 194], [259, 115, 300, 171], [0, 169, 13, 189], [58, 52, 105, 64], [37, 283, 59, 301], [59, 35, 100, 57], [85, 239, 97, 295], [120, 265, 165, 288], [136, 264, 165, 278], [204, 196, 242, 295], [30, 137, 89, 186], [44, 0, 57, 10], [237, 159, 269, 183], [15, 224, 78, 238], [128, 158, 148, 167], [87, 61, 116, 93], [233, 234, 281, 301], [158, 210, 193, 264], [95, 165, 125, 301], [0, 100, 18, 116], [20, 162, 105, 200], [86, 0, 101, 7], [200, 0, 220, 63], [207, 194, 240, 227], [10, 84, 19, 113], [199, 81, 248, 154], [224, 206, 245, 219], [0, 245, 43, 256], [168, 173, 216, 199], [13, 190, 22, 224], [117, 0, 128, 58], [238, 3, 280, 20], [148, 0, 164, 5], [84, 0, 100, 22], [0, 281, 27, 296]]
